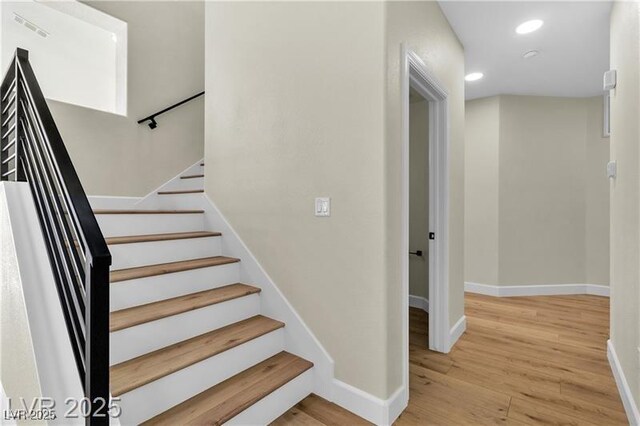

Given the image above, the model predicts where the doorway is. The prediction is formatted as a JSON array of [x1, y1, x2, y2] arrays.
[[409, 86, 430, 348], [400, 47, 451, 404]]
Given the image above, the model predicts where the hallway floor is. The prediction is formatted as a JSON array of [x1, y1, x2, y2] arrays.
[[273, 293, 626, 425]]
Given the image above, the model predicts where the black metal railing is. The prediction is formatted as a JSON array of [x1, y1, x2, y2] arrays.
[[137, 90, 204, 129], [0, 48, 111, 424]]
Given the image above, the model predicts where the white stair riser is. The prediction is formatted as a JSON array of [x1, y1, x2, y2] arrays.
[[227, 369, 314, 425], [161, 176, 204, 192], [97, 214, 204, 237], [109, 236, 221, 270], [110, 294, 260, 365], [144, 193, 206, 211], [108, 414, 121, 426], [88, 197, 140, 210], [116, 330, 285, 425], [110, 263, 240, 311]]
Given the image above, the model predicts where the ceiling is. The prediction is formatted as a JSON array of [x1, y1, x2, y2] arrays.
[[438, 1, 612, 100]]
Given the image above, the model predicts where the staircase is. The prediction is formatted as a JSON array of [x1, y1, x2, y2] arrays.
[[96, 162, 315, 424], [1, 49, 330, 425]]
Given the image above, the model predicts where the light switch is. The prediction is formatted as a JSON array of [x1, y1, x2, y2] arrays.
[[315, 197, 330, 217], [607, 161, 617, 179], [604, 70, 617, 91]]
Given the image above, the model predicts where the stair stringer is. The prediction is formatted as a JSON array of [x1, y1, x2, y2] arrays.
[[131, 159, 335, 402], [134, 160, 204, 209], [199, 193, 335, 400]]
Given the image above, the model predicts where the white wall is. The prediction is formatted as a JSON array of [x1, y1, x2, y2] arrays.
[[1, 1, 125, 115], [204, 0, 465, 401], [609, 0, 640, 411], [205, 1, 388, 399], [499, 96, 589, 285], [0, 183, 83, 423], [47, 1, 204, 197], [586, 96, 611, 285], [0, 185, 42, 413], [409, 97, 429, 300], [465, 95, 610, 287], [465, 96, 500, 286]]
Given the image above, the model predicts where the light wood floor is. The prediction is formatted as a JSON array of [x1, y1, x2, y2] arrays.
[[273, 292, 626, 425]]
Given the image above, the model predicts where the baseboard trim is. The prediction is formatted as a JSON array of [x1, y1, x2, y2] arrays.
[[465, 281, 500, 296], [408, 295, 429, 313], [448, 315, 466, 351], [465, 282, 610, 297], [331, 380, 406, 425], [585, 284, 610, 297], [607, 340, 640, 425]]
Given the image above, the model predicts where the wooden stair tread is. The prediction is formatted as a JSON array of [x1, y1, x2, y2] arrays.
[[106, 231, 220, 245], [110, 284, 261, 332], [111, 256, 239, 283], [142, 351, 313, 425], [181, 174, 204, 179], [158, 189, 204, 195], [110, 315, 285, 396], [94, 209, 204, 214]]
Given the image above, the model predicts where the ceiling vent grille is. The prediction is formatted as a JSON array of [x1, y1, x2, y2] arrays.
[[13, 13, 49, 39]]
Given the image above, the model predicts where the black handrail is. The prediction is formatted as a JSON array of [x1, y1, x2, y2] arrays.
[[137, 91, 204, 129], [0, 48, 111, 425]]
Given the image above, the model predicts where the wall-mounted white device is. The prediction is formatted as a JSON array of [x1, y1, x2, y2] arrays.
[[315, 197, 331, 217], [316, 197, 331, 217], [604, 70, 617, 91], [607, 160, 617, 179]]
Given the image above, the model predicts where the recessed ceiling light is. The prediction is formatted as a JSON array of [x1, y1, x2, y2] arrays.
[[523, 50, 539, 59], [516, 19, 544, 34], [465, 72, 484, 82]]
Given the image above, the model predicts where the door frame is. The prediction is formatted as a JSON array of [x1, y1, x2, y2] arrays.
[[401, 46, 450, 383]]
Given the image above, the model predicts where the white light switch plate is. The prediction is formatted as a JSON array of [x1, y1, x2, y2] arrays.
[[604, 70, 617, 91], [607, 160, 617, 179], [315, 197, 330, 217]]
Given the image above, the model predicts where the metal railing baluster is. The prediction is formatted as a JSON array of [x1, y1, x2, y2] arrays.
[[0, 48, 111, 425]]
